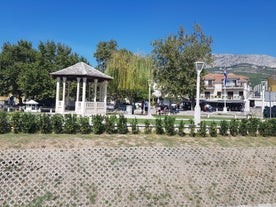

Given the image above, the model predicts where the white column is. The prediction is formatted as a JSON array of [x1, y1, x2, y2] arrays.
[[261, 84, 265, 119], [194, 70, 201, 125], [94, 79, 98, 113], [76, 77, 80, 113], [55, 77, 60, 113], [82, 77, 87, 115], [104, 81, 107, 104], [62, 77, 67, 113]]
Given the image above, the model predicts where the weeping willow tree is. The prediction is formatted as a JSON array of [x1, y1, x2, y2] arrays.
[[106, 49, 154, 103]]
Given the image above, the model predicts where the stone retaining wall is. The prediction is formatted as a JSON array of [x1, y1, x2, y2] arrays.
[[0, 147, 275, 207]]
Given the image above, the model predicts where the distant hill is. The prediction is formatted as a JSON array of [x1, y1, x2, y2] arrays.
[[206, 54, 276, 87]]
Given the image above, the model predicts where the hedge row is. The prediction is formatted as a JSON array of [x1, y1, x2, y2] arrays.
[[0, 111, 276, 137]]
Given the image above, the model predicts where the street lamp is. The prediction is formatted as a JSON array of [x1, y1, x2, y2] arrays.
[[194, 61, 205, 125], [148, 80, 153, 116]]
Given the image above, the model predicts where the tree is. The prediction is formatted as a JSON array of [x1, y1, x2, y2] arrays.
[[151, 24, 213, 101], [106, 49, 154, 103], [93, 40, 118, 72]]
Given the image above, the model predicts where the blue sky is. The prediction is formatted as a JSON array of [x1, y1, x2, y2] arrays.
[[1, 0, 276, 66]]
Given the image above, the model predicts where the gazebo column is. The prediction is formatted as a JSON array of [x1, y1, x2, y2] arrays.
[[55, 77, 61, 113], [76, 77, 80, 113], [94, 79, 98, 114], [104, 81, 108, 113], [82, 77, 87, 115], [62, 77, 67, 113]]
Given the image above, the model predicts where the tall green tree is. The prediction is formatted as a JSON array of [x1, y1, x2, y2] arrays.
[[106, 49, 154, 103], [151, 24, 213, 101], [93, 40, 118, 72]]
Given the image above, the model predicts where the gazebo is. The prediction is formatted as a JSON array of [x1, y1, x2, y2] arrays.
[[51, 62, 113, 115]]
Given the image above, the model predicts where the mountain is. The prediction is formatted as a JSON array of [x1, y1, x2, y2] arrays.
[[206, 54, 276, 87], [211, 54, 276, 68]]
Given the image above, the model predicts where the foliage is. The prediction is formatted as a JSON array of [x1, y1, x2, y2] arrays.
[[51, 114, 64, 134], [177, 120, 186, 137], [93, 40, 118, 72], [229, 119, 239, 137], [11, 112, 23, 133], [144, 119, 152, 134], [40, 113, 52, 134], [105, 115, 117, 134], [64, 114, 79, 134], [164, 115, 176, 136], [117, 115, 128, 134], [239, 119, 248, 136], [258, 119, 272, 137], [155, 118, 164, 135], [21, 113, 39, 133], [92, 114, 105, 135], [151, 24, 213, 101], [188, 119, 196, 137], [209, 121, 217, 137], [247, 118, 260, 137], [198, 121, 207, 137], [79, 116, 91, 134], [0, 111, 11, 134], [131, 118, 139, 134], [219, 120, 228, 136]]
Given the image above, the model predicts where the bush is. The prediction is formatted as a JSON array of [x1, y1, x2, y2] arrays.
[[209, 121, 217, 137], [51, 114, 64, 134], [258, 119, 272, 137], [239, 119, 248, 136], [229, 119, 239, 136], [105, 115, 117, 134], [155, 118, 164, 135], [64, 114, 79, 134], [198, 121, 207, 137], [247, 118, 259, 137], [92, 114, 105, 134], [0, 111, 11, 134], [131, 118, 139, 134], [164, 115, 176, 136], [11, 112, 23, 133], [219, 120, 228, 136], [40, 113, 52, 134], [188, 119, 196, 137], [117, 115, 128, 134], [144, 119, 152, 134], [79, 116, 91, 134], [21, 113, 39, 134], [177, 120, 186, 137]]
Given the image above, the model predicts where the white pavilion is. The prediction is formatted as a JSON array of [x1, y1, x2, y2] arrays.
[[51, 62, 113, 115]]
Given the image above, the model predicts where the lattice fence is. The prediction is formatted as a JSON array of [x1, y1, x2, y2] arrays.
[[0, 147, 276, 207]]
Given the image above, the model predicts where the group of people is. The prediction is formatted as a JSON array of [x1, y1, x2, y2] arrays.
[[140, 100, 149, 115]]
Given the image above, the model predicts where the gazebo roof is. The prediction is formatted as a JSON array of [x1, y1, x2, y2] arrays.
[[50, 62, 113, 82]]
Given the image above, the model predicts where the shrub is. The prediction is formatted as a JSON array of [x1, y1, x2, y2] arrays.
[[105, 115, 117, 134], [239, 119, 248, 136], [64, 114, 79, 134], [177, 120, 186, 137], [219, 120, 228, 136], [188, 119, 196, 137], [0, 111, 11, 134], [269, 119, 276, 136], [247, 118, 259, 137], [11, 112, 23, 133], [229, 119, 239, 136], [258, 119, 272, 137], [92, 114, 105, 134], [79, 116, 91, 134], [198, 121, 207, 137], [164, 115, 176, 136], [21, 113, 39, 134], [144, 119, 152, 134], [155, 118, 164, 135], [131, 118, 139, 134], [117, 115, 128, 134], [209, 121, 217, 137], [40, 113, 52, 134], [51, 114, 64, 134]]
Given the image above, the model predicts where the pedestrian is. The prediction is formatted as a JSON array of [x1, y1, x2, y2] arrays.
[[145, 100, 149, 115]]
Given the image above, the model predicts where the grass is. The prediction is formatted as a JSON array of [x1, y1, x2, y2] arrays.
[[0, 133, 275, 150]]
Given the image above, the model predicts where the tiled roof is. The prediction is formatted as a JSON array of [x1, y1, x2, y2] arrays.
[[51, 62, 113, 81], [203, 73, 249, 83]]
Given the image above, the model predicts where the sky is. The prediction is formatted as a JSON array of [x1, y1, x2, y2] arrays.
[[1, 0, 276, 66]]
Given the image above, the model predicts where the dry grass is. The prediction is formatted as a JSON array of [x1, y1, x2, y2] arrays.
[[0, 133, 275, 150]]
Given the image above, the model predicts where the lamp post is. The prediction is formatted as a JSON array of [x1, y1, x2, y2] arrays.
[[269, 87, 272, 119], [261, 82, 265, 119], [194, 61, 205, 126], [148, 80, 153, 116]]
